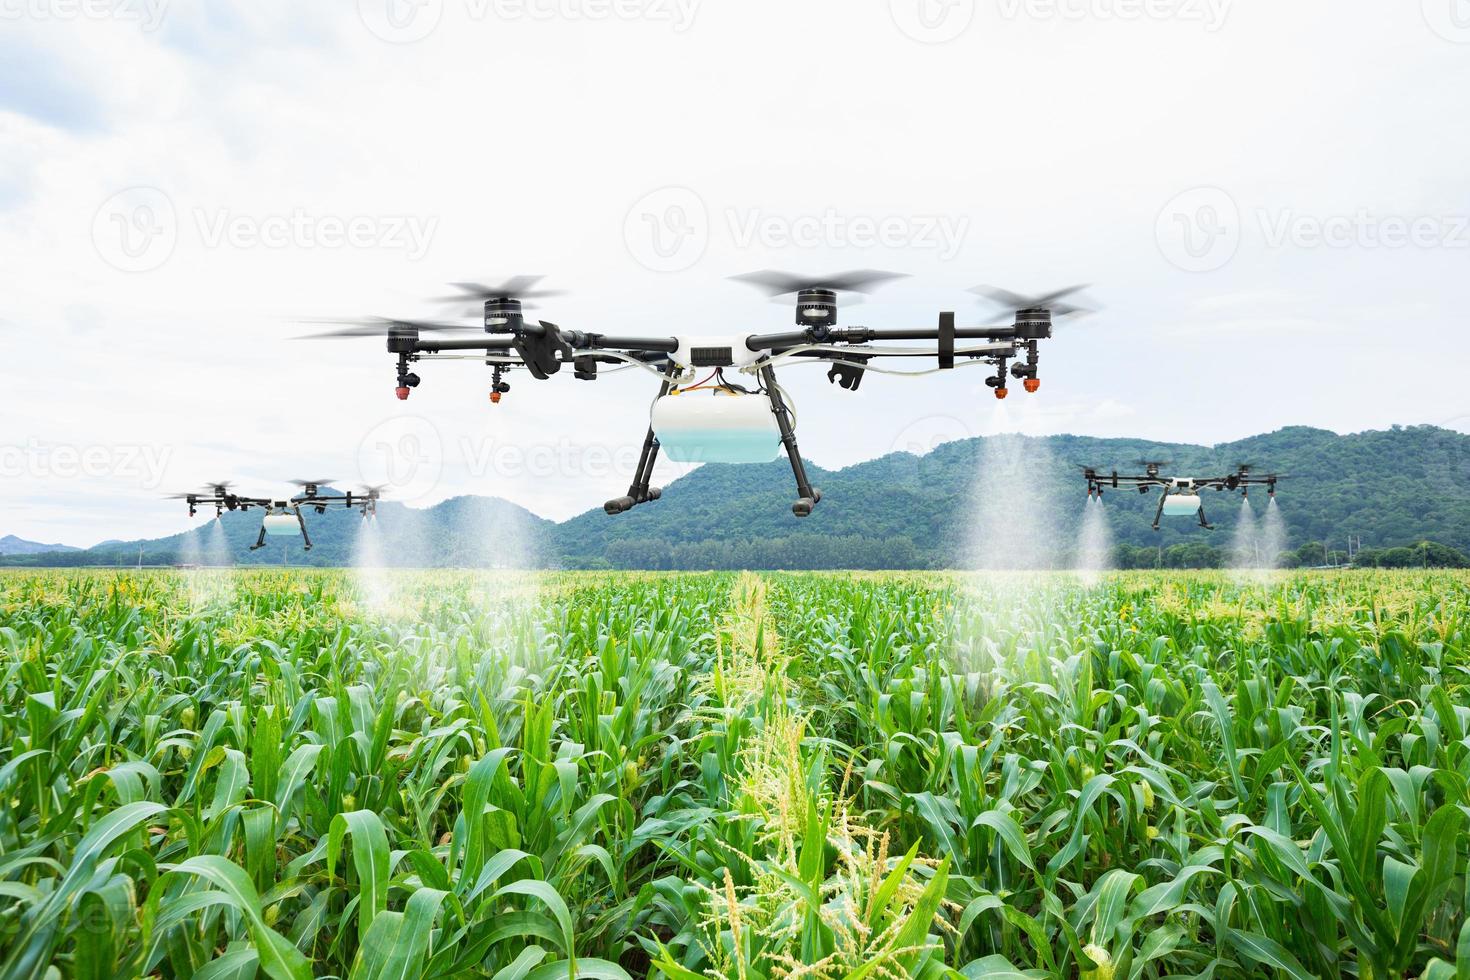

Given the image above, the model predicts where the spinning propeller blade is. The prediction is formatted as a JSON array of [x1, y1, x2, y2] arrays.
[[729, 269, 909, 297], [293, 317, 479, 340], [971, 283, 1097, 318], [434, 275, 565, 307]]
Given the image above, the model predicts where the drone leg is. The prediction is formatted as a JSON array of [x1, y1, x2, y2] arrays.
[[605, 378, 672, 516], [760, 366, 821, 517], [249, 522, 268, 551], [296, 507, 314, 550], [1197, 502, 1213, 530], [1152, 493, 1166, 531]]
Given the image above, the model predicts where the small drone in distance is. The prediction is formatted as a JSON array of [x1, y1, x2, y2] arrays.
[[168, 480, 383, 550], [1080, 461, 1284, 530], [303, 272, 1094, 517]]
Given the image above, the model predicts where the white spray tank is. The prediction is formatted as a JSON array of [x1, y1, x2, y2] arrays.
[[262, 511, 302, 536], [1160, 493, 1203, 517], [651, 390, 781, 464]]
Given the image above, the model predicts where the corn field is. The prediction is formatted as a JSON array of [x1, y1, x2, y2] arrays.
[[2, 569, 1469, 978]]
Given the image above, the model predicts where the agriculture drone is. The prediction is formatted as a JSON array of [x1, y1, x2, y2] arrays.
[[304, 272, 1089, 517], [168, 481, 383, 550], [1080, 462, 1284, 530]]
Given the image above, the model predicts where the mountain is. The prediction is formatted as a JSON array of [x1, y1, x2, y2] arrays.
[[4, 426, 1467, 569], [0, 535, 79, 556]]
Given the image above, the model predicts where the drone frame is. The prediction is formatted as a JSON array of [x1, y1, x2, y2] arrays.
[[173, 482, 382, 552], [368, 284, 1063, 517], [1081, 463, 1283, 531]]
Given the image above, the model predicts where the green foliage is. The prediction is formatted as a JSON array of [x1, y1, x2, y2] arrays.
[[1, 568, 1469, 978]]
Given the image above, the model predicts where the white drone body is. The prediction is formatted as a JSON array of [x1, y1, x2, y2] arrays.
[[653, 335, 781, 465]]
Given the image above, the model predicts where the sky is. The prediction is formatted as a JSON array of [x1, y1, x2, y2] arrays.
[[2, 0, 1468, 546]]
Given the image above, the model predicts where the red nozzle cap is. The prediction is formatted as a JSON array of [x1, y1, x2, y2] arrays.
[[1023, 378, 1040, 393], [489, 390, 502, 404], [395, 386, 410, 400], [994, 387, 1008, 399]]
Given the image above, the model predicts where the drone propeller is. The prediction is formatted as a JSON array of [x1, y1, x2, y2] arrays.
[[434, 276, 565, 308], [293, 317, 480, 340], [291, 479, 336, 494], [971, 283, 1096, 318], [729, 269, 909, 298], [357, 483, 388, 496], [1134, 459, 1173, 469]]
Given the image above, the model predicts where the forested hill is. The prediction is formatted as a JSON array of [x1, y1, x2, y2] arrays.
[[6, 425, 1468, 569]]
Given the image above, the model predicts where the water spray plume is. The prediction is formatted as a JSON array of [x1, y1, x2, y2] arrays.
[[1075, 496, 1114, 586], [1261, 497, 1288, 569], [1229, 496, 1260, 575]]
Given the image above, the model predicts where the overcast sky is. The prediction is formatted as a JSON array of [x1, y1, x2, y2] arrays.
[[2, 0, 1468, 545]]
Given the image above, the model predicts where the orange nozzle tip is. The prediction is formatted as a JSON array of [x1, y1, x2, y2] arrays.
[[489, 391, 502, 404], [1023, 378, 1040, 393], [995, 387, 1008, 399]]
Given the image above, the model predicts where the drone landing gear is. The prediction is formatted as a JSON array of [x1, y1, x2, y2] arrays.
[[605, 377, 672, 516], [760, 366, 821, 517]]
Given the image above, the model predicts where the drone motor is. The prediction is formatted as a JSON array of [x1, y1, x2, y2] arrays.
[[795, 288, 837, 329], [485, 297, 524, 334]]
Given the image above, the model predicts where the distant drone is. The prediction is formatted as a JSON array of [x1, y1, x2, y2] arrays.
[[169, 480, 383, 550], [305, 273, 1091, 517], [1080, 462, 1284, 530]]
